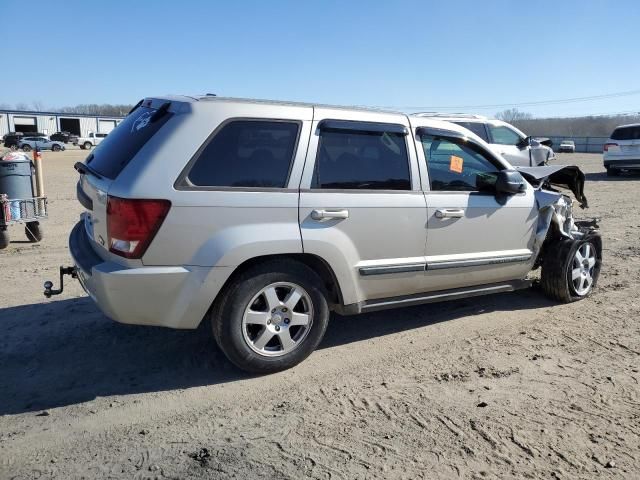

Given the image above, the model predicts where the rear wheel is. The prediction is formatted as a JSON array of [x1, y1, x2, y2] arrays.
[[541, 236, 601, 302], [606, 166, 620, 177], [25, 221, 43, 242], [83, 142, 92, 150], [0, 228, 8, 249], [21, 145, 31, 152], [52, 144, 61, 152], [211, 260, 330, 374]]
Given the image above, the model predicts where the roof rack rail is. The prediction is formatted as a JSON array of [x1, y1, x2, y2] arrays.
[[412, 112, 487, 119]]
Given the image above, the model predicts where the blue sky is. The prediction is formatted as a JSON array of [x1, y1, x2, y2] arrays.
[[1, 0, 639, 117]]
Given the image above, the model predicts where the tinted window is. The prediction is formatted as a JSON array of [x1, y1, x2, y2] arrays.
[[188, 120, 299, 188], [611, 126, 640, 140], [421, 135, 501, 191], [85, 106, 173, 179], [453, 121, 489, 142], [488, 125, 522, 145], [312, 128, 410, 190]]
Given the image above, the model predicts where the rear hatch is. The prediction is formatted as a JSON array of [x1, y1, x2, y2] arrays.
[[75, 98, 175, 263], [605, 125, 640, 157]]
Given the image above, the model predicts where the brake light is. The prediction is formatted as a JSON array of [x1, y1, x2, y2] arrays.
[[106, 196, 171, 259], [604, 143, 618, 152]]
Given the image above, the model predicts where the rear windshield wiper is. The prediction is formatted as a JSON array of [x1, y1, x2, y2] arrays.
[[74, 161, 103, 180], [150, 102, 171, 122]]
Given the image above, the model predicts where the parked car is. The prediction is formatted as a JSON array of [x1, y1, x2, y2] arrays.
[[3, 132, 48, 150], [56, 96, 601, 374], [414, 113, 555, 166], [78, 132, 108, 150], [603, 123, 640, 176], [50, 131, 79, 144], [558, 140, 576, 153], [18, 137, 65, 152]]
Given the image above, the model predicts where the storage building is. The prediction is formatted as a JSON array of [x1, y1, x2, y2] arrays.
[[0, 109, 125, 138]]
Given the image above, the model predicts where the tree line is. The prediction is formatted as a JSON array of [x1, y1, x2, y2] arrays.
[[0, 101, 134, 117]]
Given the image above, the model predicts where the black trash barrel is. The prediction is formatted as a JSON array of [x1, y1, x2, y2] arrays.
[[0, 159, 34, 220]]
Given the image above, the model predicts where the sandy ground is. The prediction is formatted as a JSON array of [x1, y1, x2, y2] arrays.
[[0, 150, 639, 479]]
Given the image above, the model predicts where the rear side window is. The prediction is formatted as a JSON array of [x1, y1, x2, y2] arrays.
[[312, 128, 411, 190], [86, 106, 173, 179], [453, 121, 489, 142], [187, 120, 300, 188], [611, 126, 640, 140]]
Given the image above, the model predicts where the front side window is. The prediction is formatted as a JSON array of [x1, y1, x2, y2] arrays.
[[488, 125, 522, 145], [187, 120, 300, 188], [312, 128, 410, 190], [421, 135, 501, 192]]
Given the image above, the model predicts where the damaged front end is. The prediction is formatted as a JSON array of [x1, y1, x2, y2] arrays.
[[517, 165, 601, 269]]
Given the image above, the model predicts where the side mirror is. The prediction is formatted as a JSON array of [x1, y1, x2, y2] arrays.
[[516, 136, 531, 149], [495, 170, 526, 195]]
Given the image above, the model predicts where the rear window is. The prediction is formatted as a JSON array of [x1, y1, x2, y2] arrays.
[[611, 126, 640, 140], [186, 120, 300, 188], [85, 106, 173, 179]]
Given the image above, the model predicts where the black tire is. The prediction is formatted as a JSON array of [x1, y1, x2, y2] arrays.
[[83, 142, 92, 150], [211, 259, 330, 374], [606, 167, 619, 177], [25, 221, 43, 242], [540, 235, 601, 303], [0, 228, 8, 249], [52, 144, 61, 152], [21, 145, 31, 152], [9, 144, 18, 151]]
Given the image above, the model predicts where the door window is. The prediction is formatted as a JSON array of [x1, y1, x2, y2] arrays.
[[421, 135, 501, 192], [452, 121, 489, 142], [312, 127, 410, 190], [488, 125, 522, 145]]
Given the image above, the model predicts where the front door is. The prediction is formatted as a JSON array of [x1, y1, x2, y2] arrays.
[[416, 128, 537, 292], [299, 111, 428, 306]]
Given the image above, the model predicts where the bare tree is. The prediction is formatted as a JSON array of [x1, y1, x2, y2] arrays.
[[495, 108, 533, 123], [31, 100, 46, 111], [14, 102, 29, 111], [0, 103, 12, 110]]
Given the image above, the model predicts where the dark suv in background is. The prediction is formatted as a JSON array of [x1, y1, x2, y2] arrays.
[[50, 131, 79, 144]]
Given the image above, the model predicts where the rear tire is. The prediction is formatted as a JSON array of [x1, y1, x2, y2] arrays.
[[52, 144, 61, 152], [606, 166, 620, 177], [21, 145, 31, 152], [0, 228, 8, 249], [541, 236, 601, 303], [25, 221, 43, 242], [211, 259, 330, 374], [83, 142, 92, 150]]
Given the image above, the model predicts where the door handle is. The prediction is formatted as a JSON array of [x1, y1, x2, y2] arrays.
[[311, 209, 349, 220], [435, 209, 465, 219]]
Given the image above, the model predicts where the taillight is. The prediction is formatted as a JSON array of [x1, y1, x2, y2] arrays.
[[604, 143, 618, 152], [106, 196, 171, 259]]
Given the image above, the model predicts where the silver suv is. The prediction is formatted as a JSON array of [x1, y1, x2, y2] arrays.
[[415, 113, 555, 167], [49, 96, 602, 373]]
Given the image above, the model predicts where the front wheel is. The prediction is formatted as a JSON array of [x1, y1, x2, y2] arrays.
[[25, 221, 43, 242], [83, 142, 92, 150], [541, 236, 601, 302], [21, 145, 31, 152], [211, 260, 330, 373], [52, 144, 61, 152]]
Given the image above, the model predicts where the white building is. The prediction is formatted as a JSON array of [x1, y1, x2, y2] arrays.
[[0, 109, 125, 138]]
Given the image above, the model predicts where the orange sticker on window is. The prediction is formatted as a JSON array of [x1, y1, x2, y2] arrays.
[[449, 155, 463, 173]]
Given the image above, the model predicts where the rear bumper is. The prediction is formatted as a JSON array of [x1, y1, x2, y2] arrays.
[[604, 158, 640, 170], [69, 221, 233, 329]]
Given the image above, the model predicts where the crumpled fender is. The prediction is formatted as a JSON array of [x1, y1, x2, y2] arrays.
[[517, 165, 587, 208]]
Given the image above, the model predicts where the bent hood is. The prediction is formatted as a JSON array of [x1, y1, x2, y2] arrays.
[[516, 165, 587, 208]]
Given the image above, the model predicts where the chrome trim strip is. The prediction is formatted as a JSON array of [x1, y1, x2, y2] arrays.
[[359, 263, 425, 276], [427, 254, 531, 270]]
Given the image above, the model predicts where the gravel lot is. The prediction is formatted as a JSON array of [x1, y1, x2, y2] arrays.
[[1, 150, 639, 479]]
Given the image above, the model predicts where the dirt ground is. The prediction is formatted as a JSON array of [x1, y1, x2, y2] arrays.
[[0, 150, 638, 479]]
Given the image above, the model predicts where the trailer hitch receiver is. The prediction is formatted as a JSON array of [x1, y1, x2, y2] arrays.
[[44, 266, 77, 298]]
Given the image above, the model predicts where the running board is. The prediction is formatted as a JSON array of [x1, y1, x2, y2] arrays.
[[339, 280, 532, 315]]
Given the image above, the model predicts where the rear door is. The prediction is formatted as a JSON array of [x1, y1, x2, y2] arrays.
[[414, 124, 537, 292], [299, 109, 428, 305], [486, 123, 531, 166]]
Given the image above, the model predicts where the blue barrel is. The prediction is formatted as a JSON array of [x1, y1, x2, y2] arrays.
[[0, 160, 34, 221]]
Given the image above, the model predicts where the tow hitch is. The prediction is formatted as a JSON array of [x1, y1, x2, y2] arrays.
[[44, 266, 77, 298]]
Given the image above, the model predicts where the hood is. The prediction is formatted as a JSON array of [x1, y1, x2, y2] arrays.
[[516, 165, 587, 208]]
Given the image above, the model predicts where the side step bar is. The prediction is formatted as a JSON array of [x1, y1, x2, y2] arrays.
[[339, 279, 532, 315]]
